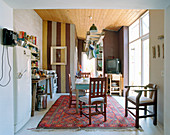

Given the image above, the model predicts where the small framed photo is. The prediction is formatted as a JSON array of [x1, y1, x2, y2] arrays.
[[162, 43, 164, 59], [157, 45, 160, 58], [152, 46, 156, 58], [51, 46, 67, 65]]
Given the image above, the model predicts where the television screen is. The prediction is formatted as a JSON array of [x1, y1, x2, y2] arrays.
[[106, 58, 120, 73], [107, 60, 116, 68]]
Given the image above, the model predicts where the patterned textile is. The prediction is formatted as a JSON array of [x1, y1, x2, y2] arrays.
[[37, 95, 135, 129]]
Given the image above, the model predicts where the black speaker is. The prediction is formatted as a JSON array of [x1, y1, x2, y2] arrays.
[[3, 28, 17, 45]]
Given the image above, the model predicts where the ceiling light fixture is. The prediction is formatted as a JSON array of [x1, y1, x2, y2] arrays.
[[89, 16, 92, 20], [89, 24, 97, 33]]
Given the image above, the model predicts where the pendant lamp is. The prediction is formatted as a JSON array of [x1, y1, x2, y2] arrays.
[[90, 24, 97, 33]]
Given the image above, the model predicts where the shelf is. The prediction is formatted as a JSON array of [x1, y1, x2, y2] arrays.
[[31, 51, 39, 55], [31, 66, 38, 68], [26, 40, 38, 49], [31, 59, 38, 61], [110, 91, 120, 93], [110, 86, 120, 89], [86, 31, 105, 45], [106, 74, 123, 96]]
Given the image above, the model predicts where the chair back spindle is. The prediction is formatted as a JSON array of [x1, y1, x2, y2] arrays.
[[81, 72, 91, 78], [89, 77, 107, 99]]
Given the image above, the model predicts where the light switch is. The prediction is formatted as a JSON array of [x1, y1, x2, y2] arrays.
[[161, 70, 164, 77]]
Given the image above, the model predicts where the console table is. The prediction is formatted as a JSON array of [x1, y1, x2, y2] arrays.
[[31, 76, 52, 116]]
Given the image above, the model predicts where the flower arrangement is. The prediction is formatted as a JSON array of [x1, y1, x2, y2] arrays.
[[76, 64, 82, 77]]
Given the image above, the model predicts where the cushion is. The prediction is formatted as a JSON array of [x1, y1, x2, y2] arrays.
[[79, 95, 104, 104], [128, 96, 153, 104]]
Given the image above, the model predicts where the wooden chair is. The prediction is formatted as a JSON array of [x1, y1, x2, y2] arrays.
[[79, 76, 107, 125], [125, 84, 158, 128], [68, 74, 86, 108], [80, 72, 91, 78], [79, 72, 91, 93]]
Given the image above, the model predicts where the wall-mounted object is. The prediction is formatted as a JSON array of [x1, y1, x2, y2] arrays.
[[157, 45, 160, 58], [86, 31, 105, 45], [152, 46, 156, 58], [51, 46, 67, 65], [3, 28, 18, 45], [162, 43, 164, 59], [158, 35, 164, 40]]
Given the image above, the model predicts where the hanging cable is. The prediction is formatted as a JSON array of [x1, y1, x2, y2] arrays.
[[0, 46, 4, 81], [0, 46, 12, 87]]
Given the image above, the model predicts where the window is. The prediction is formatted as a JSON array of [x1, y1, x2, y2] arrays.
[[129, 11, 149, 86], [141, 13, 149, 36], [129, 20, 139, 42]]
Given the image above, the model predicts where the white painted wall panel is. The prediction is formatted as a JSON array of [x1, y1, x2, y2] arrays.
[[0, 0, 14, 135], [149, 10, 164, 126], [164, 5, 170, 135], [13, 9, 43, 68]]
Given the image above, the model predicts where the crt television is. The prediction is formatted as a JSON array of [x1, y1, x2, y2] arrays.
[[106, 58, 121, 74]]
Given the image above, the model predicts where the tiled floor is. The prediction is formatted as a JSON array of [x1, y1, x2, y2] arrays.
[[15, 93, 164, 135]]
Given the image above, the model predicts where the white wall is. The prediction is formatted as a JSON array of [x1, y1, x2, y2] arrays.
[[0, 0, 14, 135], [13, 9, 43, 68], [164, 4, 170, 135], [149, 10, 164, 126]]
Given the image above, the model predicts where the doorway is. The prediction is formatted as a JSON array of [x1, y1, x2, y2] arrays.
[[81, 52, 96, 77]]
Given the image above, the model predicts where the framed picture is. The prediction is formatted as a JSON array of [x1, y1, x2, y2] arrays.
[[152, 46, 156, 58], [162, 43, 164, 59], [51, 46, 67, 65], [157, 45, 160, 58]]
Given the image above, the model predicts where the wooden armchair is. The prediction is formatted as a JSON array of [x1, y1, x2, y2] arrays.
[[125, 84, 157, 128], [79, 76, 107, 125]]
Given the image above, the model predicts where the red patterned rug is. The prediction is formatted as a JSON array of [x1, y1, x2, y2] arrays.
[[37, 95, 135, 129]]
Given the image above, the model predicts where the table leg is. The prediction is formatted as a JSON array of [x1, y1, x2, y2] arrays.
[[76, 89, 79, 114], [31, 83, 37, 116], [45, 79, 48, 94], [49, 78, 52, 99]]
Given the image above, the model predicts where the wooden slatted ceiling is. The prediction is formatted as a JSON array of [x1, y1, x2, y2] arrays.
[[35, 9, 147, 39]]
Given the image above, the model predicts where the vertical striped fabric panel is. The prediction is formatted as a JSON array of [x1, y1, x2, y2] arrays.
[[43, 21, 73, 93], [60, 23, 66, 93], [56, 22, 61, 93], [42, 20, 47, 69], [70, 24, 76, 89], [66, 23, 70, 93], [47, 21, 52, 70]]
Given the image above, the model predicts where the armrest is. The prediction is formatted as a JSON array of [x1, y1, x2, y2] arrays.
[[125, 85, 147, 88], [125, 86, 146, 97], [134, 89, 157, 92]]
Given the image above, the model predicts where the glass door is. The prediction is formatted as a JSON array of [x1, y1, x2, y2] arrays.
[[141, 38, 149, 85], [129, 11, 149, 87], [129, 40, 141, 86]]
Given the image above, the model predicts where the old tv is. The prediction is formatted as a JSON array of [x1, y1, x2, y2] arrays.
[[106, 58, 120, 74]]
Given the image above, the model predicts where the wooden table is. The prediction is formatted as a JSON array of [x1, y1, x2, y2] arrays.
[[31, 76, 52, 116], [75, 78, 90, 113]]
